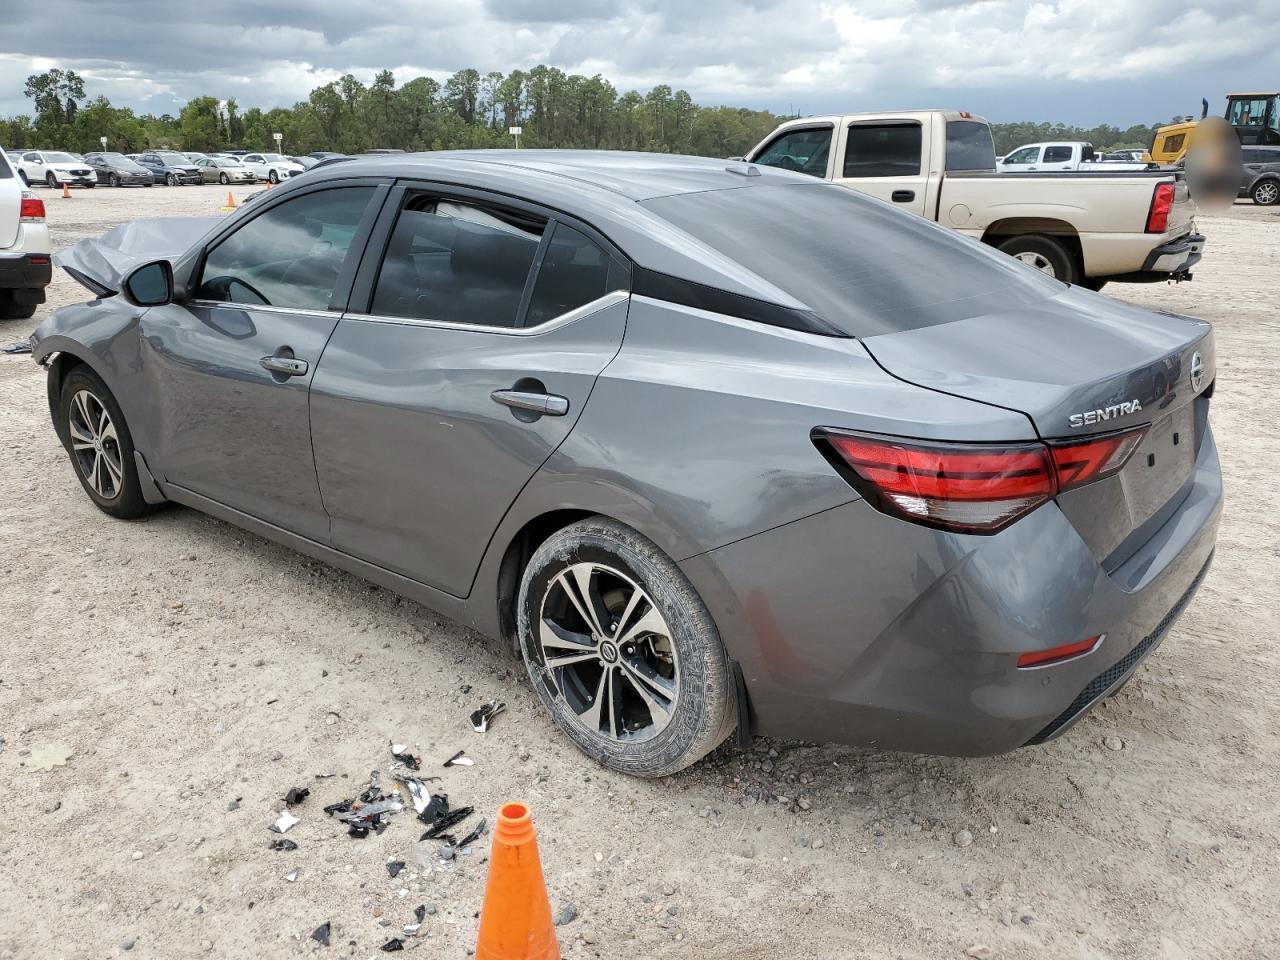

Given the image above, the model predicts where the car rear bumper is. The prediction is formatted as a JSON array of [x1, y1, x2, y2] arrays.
[[679, 426, 1222, 756], [0, 252, 53, 294]]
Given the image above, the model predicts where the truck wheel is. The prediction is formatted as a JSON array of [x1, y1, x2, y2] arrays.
[[997, 235, 1078, 284], [0, 290, 38, 320], [1251, 179, 1280, 205]]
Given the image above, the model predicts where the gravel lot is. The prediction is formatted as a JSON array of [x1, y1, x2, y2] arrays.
[[1, 183, 1277, 960]]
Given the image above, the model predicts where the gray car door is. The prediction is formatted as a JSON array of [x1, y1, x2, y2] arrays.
[[145, 181, 386, 540], [309, 186, 631, 597]]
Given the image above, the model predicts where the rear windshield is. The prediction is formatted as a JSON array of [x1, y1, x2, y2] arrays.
[[945, 120, 997, 171], [641, 183, 1062, 337]]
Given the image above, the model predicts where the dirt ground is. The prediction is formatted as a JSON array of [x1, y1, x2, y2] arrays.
[[1, 183, 1277, 960]]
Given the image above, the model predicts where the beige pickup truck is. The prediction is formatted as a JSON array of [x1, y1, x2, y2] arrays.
[[744, 110, 1205, 289]]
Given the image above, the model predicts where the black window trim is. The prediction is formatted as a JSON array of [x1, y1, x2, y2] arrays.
[[184, 176, 392, 313], [839, 119, 924, 179], [346, 178, 633, 333]]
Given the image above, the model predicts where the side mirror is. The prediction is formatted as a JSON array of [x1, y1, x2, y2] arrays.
[[121, 260, 174, 307]]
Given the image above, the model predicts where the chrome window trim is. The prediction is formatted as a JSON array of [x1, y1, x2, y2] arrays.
[[349, 289, 630, 336], [188, 300, 340, 319]]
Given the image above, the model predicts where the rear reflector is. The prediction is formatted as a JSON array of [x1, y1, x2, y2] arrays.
[[1017, 634, 1103, 669], [19, 191, 45, 223], [1146, 182, 1175, 233], [816, 425, 1147, 534]]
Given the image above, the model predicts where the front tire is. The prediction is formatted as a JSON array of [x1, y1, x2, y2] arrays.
[[997, 234, 1078, 284], [109, 174, 120, 187], [57, 366, 155, 519], [46, 172, 59, 189], [517, 518, 736, 778], [167, 173, 178, 186], [1251, 179, 1280, 206], [219, 173, 230, 185], [268, 169, 279, 184]]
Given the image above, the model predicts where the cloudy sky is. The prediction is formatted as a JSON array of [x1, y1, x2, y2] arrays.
[[1, 0, 1276, 126]]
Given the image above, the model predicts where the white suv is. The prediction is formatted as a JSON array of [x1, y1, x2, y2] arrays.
[[15, 150, 97, 189], [239, 152, 305, 184], [0, 147, 52, 320]]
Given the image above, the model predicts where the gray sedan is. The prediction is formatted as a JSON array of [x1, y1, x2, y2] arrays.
[[30, 152, 1221, 776]]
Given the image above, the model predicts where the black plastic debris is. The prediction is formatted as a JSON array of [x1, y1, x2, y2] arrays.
[[414, 905, 426, 924], [269, 838, 298, 851], [380, 939, 404, 952], [323, 798, 354, 816], [311, 922, 331, 947], [420, 806, 474, 841], [417, 793, 449, 825], [323, 780, 403, 839], [2, 341, 32, 355], [390, 743, 420, 771], [443, 750, 474, 768], [386, 860, 405, 879], [457, 818, 487, 849], [469, 700, 506, 734], [284, 786, 310, 806]]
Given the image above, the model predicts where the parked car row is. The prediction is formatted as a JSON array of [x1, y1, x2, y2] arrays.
[[12, 148, 354, 188]]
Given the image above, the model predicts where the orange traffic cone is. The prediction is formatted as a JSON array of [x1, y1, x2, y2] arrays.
[[224, 191, 236, 209], [475, 802, 559, 960], [61, 182, 71, 199]]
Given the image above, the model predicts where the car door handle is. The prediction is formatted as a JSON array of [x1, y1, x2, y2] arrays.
[[891, 190, 915, 202], [491, 389, 569, 417], [259, 356, 309, 377]]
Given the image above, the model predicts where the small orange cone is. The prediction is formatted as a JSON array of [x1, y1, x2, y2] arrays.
[[61, 182, 71, 199], [475, 802, 559, 960], [224, 191, 237, 209]]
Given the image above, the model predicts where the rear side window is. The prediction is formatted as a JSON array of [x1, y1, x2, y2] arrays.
[[752, 127, 832, 178], [842, 123, 921, 177], [371, 197, 544, 327], [196, 186, 375, 310], [945, 121, 996, 171], [524, 223, 612, 326], [642, 183, 1062, 338], [1043, 145, 1073, 163]]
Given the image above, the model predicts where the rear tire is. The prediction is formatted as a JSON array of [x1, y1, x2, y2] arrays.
[[997, 234, 1078, 284], [517, 517, 736, 778], [0, 290, 38, 320], [56, 366, 155, 519], [1251, 179, 1280, 205]]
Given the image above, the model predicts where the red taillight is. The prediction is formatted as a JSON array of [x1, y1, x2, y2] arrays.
[[817, 425, 1146, 534], [1017, 634, 1103, 669], [1146, 182, 1175, 233], [19, 191, 45, 223]]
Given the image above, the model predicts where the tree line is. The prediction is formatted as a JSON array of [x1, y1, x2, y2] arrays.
[[2, 67, 1170, 160]]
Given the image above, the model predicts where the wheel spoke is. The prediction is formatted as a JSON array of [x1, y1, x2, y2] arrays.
[[609, 587, 646, 642], [539, 616, 593, 651], [620, 655, 677, 703], [560, 567, 609, 638], [618, 660, 673, 727], [579, 667, 611, 734], [72, 392, 94, 435], [89, 451, 104, 494], [68, 419, 94, 447], [617, 604, 667, 649], [102, 449, 124, 489]]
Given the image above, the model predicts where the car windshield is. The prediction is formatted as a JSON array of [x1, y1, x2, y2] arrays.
[[214, 157, 239, 167], [156, 152, 188, 163], [642, 182, 1063, 337], [45, 152, 78, 163], [262, 154, 285, 162]]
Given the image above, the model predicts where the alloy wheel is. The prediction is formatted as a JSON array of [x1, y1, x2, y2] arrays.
[[1255, 181, 1279, 205], [537, 562, 679, 743], [67, 389, 124, 500], [1013, 251, 1056, 276]]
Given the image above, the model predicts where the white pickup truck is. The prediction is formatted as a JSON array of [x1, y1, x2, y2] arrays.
[[744, 111, 1204, 288], [998, 141, 1152, 173], [0, 146, 53, 320]]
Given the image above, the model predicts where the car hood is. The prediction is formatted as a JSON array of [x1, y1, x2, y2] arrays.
[[54, 216, 222, 295]]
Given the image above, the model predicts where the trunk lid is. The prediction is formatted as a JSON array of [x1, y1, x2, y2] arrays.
[[860, 285, 1215, 562], [53, 215, 222, 294]]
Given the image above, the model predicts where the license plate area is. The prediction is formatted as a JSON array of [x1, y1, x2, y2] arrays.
[[1120, 406, 1196, 528]]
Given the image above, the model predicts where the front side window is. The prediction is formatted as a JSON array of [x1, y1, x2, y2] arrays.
[[753, 127, 832, 178], [371, 197, 544, 327], [1003, 146, 1040, 165], [196, 186, 375, 310], [1043, 145, 1073, 163], [842, 123, 922, 178]]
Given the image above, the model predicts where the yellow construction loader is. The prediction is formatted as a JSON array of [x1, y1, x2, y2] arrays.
[[1148, 92, 1280, 165]]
